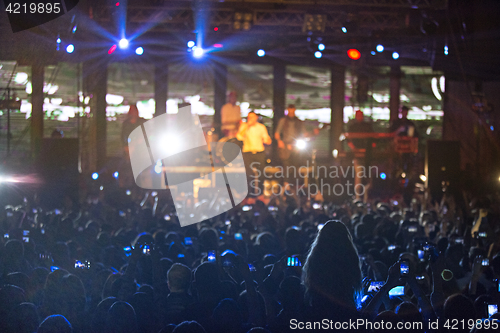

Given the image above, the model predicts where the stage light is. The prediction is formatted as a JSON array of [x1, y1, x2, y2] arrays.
[[115, 2, 119, 6], [376, 44, 384, 52], [257, 49, 265, 57], [66, 44, 74, 53], [318, 43, 325, 51], [341, 26, 347, 33], [56, 37, 61, 44], [113, 172, 119, 179], [444, 45, 449, 55], [491, 126, 494, 131], [371, 51, 376, 55], [72, 25, 77, 33], [347, 49, 361, 60], [392, 52, 399, 59], [118, 38, 129, 49], [91, 172, 99, 180], [401, 172, 406, 178], [213, 44, 223, 48], [420, 174, 427, 182], [214, 27, 218, 31], [126, 190, 131, 195], [108, 44, 117, 54], [192, 46, 204, 58], [154, 160, 162, 174], [100, 186, 104, 191], [135, 47, 144, 55], [380, 172, 387, 180], [314, 51, 322, 58], [296, 139, 307, 150], [187, 40, 195, 48], [332, 149, 338, 158]]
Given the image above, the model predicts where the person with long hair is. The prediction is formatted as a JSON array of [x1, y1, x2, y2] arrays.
[[302, 220, 362, 321]]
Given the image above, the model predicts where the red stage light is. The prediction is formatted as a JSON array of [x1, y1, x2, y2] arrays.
[[108, 44, 117, 54], [347, 49, 361, 60], [115, 2, 119, 6], [214, 27, 218, 31], [213, 43, 223, 48]]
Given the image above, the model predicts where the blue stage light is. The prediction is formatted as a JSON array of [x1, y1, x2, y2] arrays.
[[318, 43, 325, 51], [118, 38, 129, 49], [66, 44, 74, 53], [314, 51, 322, 58], [113, 172, 119, 179], [92, 172, 99, 180], [380, 172, 387, 180], [341, 26, 347, 33], [193, 46, 204, 58], [187, 41, 195, 48], [135, 47, 144, 55], [392, 52, 400, 59], [371, 51, 376, 55], [376, 44, 384, 52], [257, 49, 265, 57]]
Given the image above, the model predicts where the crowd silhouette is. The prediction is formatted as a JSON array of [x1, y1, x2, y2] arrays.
[[0, 188, 499, 333]]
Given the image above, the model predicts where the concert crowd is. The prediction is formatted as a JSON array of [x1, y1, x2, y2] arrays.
[[0, 185, 499, 333]]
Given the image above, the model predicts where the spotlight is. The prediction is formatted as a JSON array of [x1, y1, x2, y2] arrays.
[[66, 44, 74, 53], [187, 40, 195, 48], [135, 47, 144, 55], [213, 44, 223, 48], [376, 44, 384, 52], [257, 49, 265, 57], [318, 43, 325, 51], [392, 52, 399, 59], [380, 172, 387, 180], [192, 46, 204, 58], [296, 139, 307, 150], [332, 149, 338, 158], [154, 160, 162, 174], [118, 38, 129, 49], [91, 172, 99, 180], [341, 26, 347, 33], [444, 45, 449, 55], [347, 49, 361, 60], [113, 172, 119, 179], [314, 51, 322, 58], [214, 27, 218, 31], [56, 37, 61, 44], [371, 51, 376, 55], [420, 174, 427, 182], [401, 172, 406, 178]]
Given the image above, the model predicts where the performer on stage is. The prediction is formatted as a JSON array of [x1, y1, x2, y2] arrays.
[[221, 91, 241, 138], [390, 106, 419, 138], [237, 111, 272, 198], [347, 110, 374, 199], [121, 104, 145, 186], [275, 104, 306, 187]]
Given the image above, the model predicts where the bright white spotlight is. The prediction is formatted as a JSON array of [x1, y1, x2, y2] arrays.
[[341, 26, 347, 33], [420, 174, 427, 182], [66, 44, 74, 53], [314, 51, 322, 58], [392, 51, 399, 59], [118, 38, 129, 49], [376, 44, 384, 52], [257, 49, 265, 57], [187, 40, 195, 48], [296, 139, 307, 150], [91, 172, 99, 180], [318, 43, 325, 51], [113, 171, 119, 179], [193, 46, 204, 58], [154, 160, 163, 174], [135, 47, 144, 55]]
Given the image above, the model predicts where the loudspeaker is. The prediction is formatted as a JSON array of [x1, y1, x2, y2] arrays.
[[425, 140, 461, 201], [37, 139, 79, 208]]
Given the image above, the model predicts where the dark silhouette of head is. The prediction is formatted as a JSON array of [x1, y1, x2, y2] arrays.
[[303, 220, 362, 309]]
